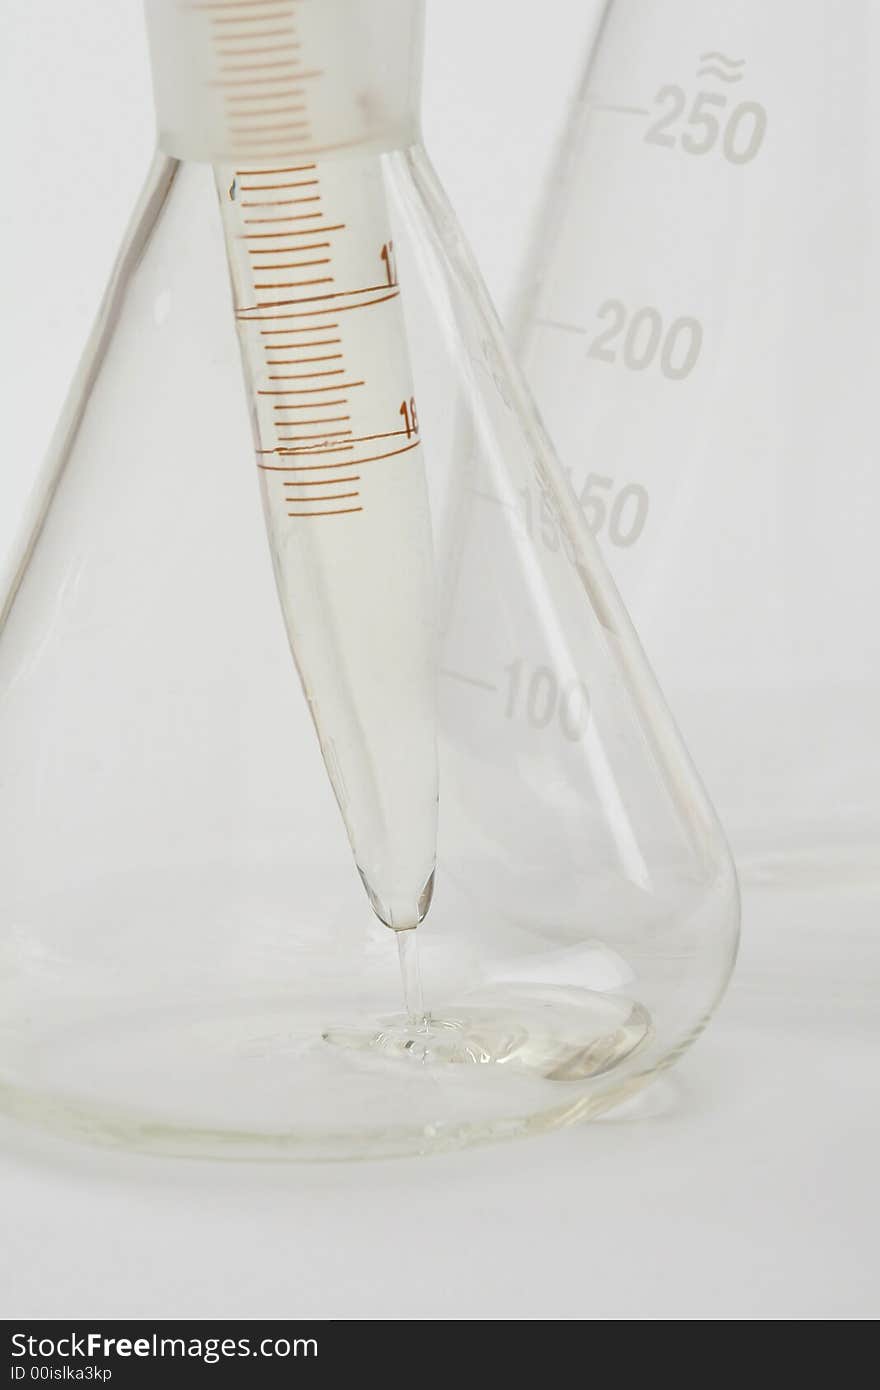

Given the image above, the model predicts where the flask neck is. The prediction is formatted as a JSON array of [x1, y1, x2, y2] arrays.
[[144, 0, 424, 163]]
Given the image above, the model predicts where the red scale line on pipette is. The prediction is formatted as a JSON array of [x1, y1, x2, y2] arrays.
[[239, 224, 346, 239], [285, 475, 360, 485], [257, 440, 423, 472], [239, 282, 399, 312], [239, 292, 400, 323], [215, 40, 300, 56], [220, 57, 308, 72], [256, 261, 332, 272], [227, 105, 307, 118], [266, 339, 342, 353], [243, 194, 317, 205], [238, 167, 318, 175], [284, 411, 346, 422], [211, 21, 298, 39], [245, 206, 322, 219], [277, 431, 352, 443], [251, 245, 331, 259], [240, 178, 317, 190], [194, 1, 301, 11], [213, 70, 322, 89], [255, 278, 334, 291], [214, 22, 295, 32], [243, 212, 322, 224], [260, 321, 339, 335], [242, 184, 318, 200], [267, 368, 345, 379], [229, 109, 308, 125], [286, 508, 363, 518], [266, 353, 342, 365], [274, 399, 349, 410], [223, 87, 305, 99], [261, 429, 410, 453], [214, 19, 297, 32], [286, 490, 359, 502]]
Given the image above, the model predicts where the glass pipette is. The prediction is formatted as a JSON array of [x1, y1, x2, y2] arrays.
[[147, 0, 438, 939]]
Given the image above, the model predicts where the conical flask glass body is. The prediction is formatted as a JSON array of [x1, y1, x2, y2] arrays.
[[0, 1, 738, 1158], [516, 0, 880, 881]]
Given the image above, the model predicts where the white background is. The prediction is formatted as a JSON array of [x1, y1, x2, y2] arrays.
[[0, 0, 877, 1321]]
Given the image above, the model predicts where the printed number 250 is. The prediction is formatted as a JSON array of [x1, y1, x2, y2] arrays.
[[645, 87, 767, 165]]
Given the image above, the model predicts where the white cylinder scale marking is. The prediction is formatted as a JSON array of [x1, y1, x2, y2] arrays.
[[145, 0, 438, 930]]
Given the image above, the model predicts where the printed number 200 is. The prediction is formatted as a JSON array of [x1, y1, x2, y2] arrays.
[[588, 301, 702, 381]]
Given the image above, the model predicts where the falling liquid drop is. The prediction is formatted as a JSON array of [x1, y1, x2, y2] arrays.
[[397, 927, 427, 1028]]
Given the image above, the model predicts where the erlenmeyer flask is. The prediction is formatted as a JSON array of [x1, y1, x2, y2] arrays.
[[516, 0, 880, 882], [0, 0, 738, 1159]]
